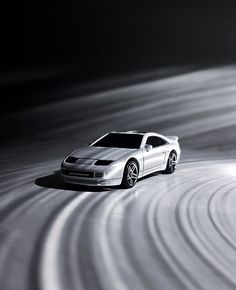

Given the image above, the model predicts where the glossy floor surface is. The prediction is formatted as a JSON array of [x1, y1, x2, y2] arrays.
[[1, 66, 236, 290]]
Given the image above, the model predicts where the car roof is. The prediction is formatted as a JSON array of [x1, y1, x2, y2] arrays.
[[110, 131, 165, 138], [111, 130, 146, 135]]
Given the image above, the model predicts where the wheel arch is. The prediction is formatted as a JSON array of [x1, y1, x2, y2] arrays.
[[124, 157, 140, 174], [121, 157, 140, 188], [169, 149, 177, 157], [164, 149, 177, 163]]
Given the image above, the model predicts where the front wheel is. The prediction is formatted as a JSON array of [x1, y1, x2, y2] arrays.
[[163, 152, 177, 174], [122, 160, 139, 188]]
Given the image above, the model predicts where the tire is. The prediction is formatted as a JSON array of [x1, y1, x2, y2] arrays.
[[163, 152, 177, 174], [122, 160, 139, 188]]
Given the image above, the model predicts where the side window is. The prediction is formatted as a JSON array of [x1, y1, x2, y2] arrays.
[[146, 136, 166, 147]]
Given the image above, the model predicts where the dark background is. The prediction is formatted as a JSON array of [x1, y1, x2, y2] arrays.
[[2, 1, 236, 114], [4, 2, 236, 71]]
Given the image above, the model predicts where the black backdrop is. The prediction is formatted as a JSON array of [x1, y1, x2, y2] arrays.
[[3, 2, 236, 77], [1, 1, 236, 115]]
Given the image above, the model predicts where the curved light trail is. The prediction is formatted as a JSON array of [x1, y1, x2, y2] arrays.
[[1, 66, 236, 290]]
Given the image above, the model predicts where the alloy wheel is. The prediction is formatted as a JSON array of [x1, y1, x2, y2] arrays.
[[126, 162, 138, 187]]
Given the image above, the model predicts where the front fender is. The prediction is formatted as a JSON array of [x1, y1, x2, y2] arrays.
[[112, 150, 144, 179]]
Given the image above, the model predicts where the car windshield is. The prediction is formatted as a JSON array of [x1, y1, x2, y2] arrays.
[[92, 133, 143, 149]]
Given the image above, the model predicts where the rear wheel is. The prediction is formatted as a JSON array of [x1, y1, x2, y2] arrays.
[[164, 152, 177, 174], [122, 160, 139, 188]]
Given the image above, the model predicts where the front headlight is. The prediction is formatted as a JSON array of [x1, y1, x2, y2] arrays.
[[94, 160, 113, 166], [65, 156, 78, 164]]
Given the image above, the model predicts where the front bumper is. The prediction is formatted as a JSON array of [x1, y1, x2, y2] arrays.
[[60, 171, 121, 186], [60, 162, 123, 186]]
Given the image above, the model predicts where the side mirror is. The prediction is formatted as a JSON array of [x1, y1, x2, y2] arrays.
[[144, 144, 153, 151]]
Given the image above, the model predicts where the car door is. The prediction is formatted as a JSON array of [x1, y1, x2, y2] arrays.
[[143, 136, 167, 174]]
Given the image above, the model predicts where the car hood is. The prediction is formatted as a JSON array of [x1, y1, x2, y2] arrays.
[[70, 146, 137, 161]]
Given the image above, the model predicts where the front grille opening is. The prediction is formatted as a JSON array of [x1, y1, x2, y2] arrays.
[[62, 169, 94, 178], [95, 172, 103, 178], [65, 156, 78, 164]]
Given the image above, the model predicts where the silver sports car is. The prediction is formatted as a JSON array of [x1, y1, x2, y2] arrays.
[[60, 131, 181, 188]]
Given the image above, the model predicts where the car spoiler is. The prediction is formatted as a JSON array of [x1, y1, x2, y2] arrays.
[[166, 136, 179, 143]]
